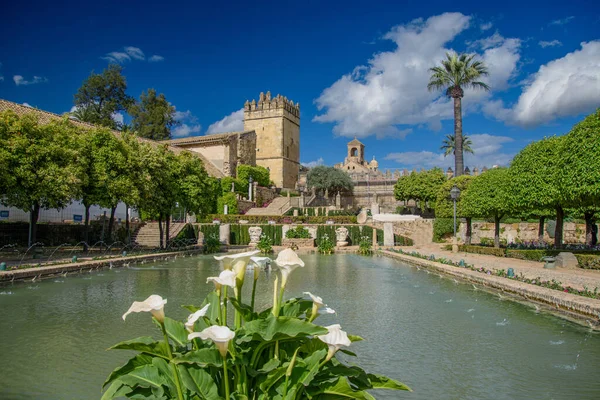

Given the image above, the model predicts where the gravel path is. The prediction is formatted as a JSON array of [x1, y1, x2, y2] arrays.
[[407, 244, 600, 291]]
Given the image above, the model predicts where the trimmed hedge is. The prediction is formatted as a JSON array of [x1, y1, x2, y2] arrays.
[[229, 224, 283, 245], [575, 255, 600, 269], [458, 245, 506, 257], [217, 193, 238, 214], [433, 218, 454, 242], [197, 224, 219, 241], [202, 215, 357, 224]]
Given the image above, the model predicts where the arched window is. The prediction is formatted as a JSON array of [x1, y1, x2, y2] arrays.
[[351, 148, 357, 157]]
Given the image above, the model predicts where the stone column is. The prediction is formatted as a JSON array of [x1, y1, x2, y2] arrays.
[[335, 192, 341, 208], [219, 224, 230, 245], [383, 223, 394, 247]]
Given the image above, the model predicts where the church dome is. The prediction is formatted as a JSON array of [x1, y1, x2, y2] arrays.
[[369, 157, 379, 167]]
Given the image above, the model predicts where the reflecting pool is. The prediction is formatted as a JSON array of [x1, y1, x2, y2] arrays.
[[0, 254, 599, 399]]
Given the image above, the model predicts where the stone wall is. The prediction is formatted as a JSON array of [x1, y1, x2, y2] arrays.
[[372, 219, 434, 246], [255, 186, 277, 207], [237, 200, 254, 215], [282, 238, 315, 248], [458, 221, 595, 244]]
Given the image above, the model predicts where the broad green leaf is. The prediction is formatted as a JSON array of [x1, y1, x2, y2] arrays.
[[258, 358, 281, 373], [258, 366, 287, 393], [101, 380, 132, 400], [367, 373, 412, 391], [242, 316, 327, 341], [178, 364, 222, 400], [348, 334, 364, 343], [109, 336, 171, 359], [163, 317, 189, 347], [310, 377, 376, 400], [103, 354, 154, 388], [280, 298, 313, 318], [118, 364, 166, 389], [172, 348, 222, 367], [125, 386, 154, 399], [152, 357, 177, 396], [229, 297, 258, 322]]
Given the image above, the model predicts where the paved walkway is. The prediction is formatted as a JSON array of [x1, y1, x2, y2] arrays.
[[406, 243, 600, 291]]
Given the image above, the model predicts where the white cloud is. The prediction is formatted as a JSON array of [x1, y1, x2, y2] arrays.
[[101, 46, 164, 64], [550, 16, 574, 26], [172, 108, 201, 138], [539, 40, 562, 48], [468, 31, 505, 50], [302, 158, 325, 168], [13, 75, 48, 86], [22, 102, 32, 107], [111, 112, 124, 125], [207, 109, 244, 134], [484, 41, 600, 127], [384, 133, 515, 169], [313, 13, 521, 138], [480, 22, 493, 31]]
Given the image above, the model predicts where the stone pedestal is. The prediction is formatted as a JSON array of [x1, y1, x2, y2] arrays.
[[335, 227, 348, 247], [219, 224, 230, 245], [248, 226, 262, 247], [293, 209, 299, 217], [452, 237, 458, 253], [383, 223, 394, 247], [556, 252, 579, 268]]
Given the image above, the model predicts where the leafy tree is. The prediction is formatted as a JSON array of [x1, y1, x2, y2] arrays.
[[394, 168, 446, 210], [237, 165, 271, 188], [307, 166, 353, 195], [461, 168, 511, 248], [69, 105, 97, 123], [516, 208, 555, 244], [73, 64, 133, 129], [428, 53, 489, 176], [175, 152, 217, 218], [441, 134, 474, 157], [129, 89, 178, 140], [435, 175, 474, 244], [559, 110, 600, 245], [0, 111, 81, 245], [509, 136, 568, 247]]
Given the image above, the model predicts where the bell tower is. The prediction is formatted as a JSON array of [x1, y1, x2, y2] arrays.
[[243, 91, 300, 188], [346, 137, 365, 164]]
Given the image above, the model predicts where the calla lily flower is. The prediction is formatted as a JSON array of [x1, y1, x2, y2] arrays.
[[188, 325, 235, 357], [215, 250, 260, 288], [304, 292, 335, 321], [185, 304, 210, 333], [274, 249, 305, 288], [122, 295, 167, 323], [303, 291, 324, 307], [317, 324, 351, 361], [319, 306, 336, 315], [207, 270, 237, 291], [250, 256, 271, 280]]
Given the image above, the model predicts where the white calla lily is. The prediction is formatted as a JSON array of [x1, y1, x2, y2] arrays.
[[319, 306, 336, 315], [274, 248, 305, 288], [317, 324, 351, 362], [250, 256, 271, 280], [215, 250, 260, 289], [303, 291, 324, 307], [206, 270, 236, 291], [122, 295, 167, 323], [185, 304, 210, 333], [188, 325, 235, 357]]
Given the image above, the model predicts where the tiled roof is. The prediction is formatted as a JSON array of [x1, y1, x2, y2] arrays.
[[165, 130, 255, 146], [0, 99, 224, 178]]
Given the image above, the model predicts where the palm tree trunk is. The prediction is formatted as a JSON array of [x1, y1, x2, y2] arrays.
[[453, 96, 464, 177]]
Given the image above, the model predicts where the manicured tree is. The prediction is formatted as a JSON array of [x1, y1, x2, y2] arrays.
[[569, 207, 599, 246], [237, 165, 271, 188], [0, 111, 81, 245], [175, 152, 218, 219], [461, 168, 511, 248], [393, 171, 414, 205], [73, 64, 133, 129], [129, 89, 178, 140], [428, 53, 489, 176], [559, 110, 600, 246], [517, 208, 555, 244], [435, 175, 474, 244], [412, 168, 447, 210], [307, 166, 353, 195], [510, 135, 567, 247], [440, 134, 474, 157]]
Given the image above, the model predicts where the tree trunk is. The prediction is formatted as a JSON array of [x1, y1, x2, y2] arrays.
[[453, 96, 464, 177], [165, 214, 171, 248], [125, 204, 130, 245], [584, 211, 594, 247], [554, 206, 564, 248], [494, 215, 501, 248], [592, 223, 598, 246], [538, 216, 545, 244], [158, 214, 164, 249], [107, 206, 117, 242], [83, 204, 91, 251], [29, 202, 40, 246], [465, 217, 472, 245]]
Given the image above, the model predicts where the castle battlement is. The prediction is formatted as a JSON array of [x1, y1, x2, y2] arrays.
[[244, 91, 300, 117]]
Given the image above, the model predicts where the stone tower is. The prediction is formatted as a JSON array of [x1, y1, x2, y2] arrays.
[[243, 91, 300, 188], [346, 138, 364, 164]]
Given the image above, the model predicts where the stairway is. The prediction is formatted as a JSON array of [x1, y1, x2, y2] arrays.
[[244, 197, 293, 216], [133, 222, 188, 247]]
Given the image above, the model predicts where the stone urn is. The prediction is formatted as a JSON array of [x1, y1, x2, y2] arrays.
[[248, 226, 262, 247], [335, 227, 349, 247]]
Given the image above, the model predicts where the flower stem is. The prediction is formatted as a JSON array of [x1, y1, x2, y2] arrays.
[[272, 275, 279, 317], [160, 323, 185, 400], [223, 286, 228, 326], [222, 355, 230, 399], [251, 278, 258, 312]]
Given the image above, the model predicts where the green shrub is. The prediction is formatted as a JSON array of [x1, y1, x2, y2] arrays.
[[237, 164, 271, 187], [575, 255, 600, 269], [220, 176, 248, 196], [458, 245, 505, 257], [256, 234, 273, 254], [317, 234, 335, 254], [286, 225, 311, 239], [358, 236, 372, 255], [505, 249, 556, 261], [203, 233, 221, 254], [217, 193, 238, 214], [200, 214, 357, 224], [433, 218, 454, 242]]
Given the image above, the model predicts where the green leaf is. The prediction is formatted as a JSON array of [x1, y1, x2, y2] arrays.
[[258, 358, 281, 373], [310, 377, 376, 399], [118, 364, 166, 389], [101, 380, 132, 400], [242, 316, 327, 341], [280, 298, 313, 318], [163, 317, 189, 347], [108, 336, 171, 359], [103, 354, 154, 388], [367, 373, 412, 391], [347, 334, 364, 343], [178, 364, 222, 400], [229, 296, 258, 322], [151, 357, 177, 396], [172, 348, 223, 367]]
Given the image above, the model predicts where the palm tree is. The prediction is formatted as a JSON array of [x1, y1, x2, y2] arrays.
[[441, 134, 474, 156], [69, 105, 96, 123], [428, 53, 489, 176]]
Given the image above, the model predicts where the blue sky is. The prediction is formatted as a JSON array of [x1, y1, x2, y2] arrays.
[[1, 0, 599, 172]]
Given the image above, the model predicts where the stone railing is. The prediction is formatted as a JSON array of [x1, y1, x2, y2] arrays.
[[282, 238, 315, 248]]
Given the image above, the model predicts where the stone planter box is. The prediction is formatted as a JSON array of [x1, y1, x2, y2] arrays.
[[282, 238, 315, 248]]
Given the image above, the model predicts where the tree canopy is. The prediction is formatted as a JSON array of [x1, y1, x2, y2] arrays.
[[434, 175, 474, 218], [129, 89, 178, 140], [394, 168, 447, 207], [306, 166, 354, 194]]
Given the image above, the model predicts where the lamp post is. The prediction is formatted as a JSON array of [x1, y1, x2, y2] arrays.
[[248, 176, 253, 202], [450, 185, 461, 253]]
